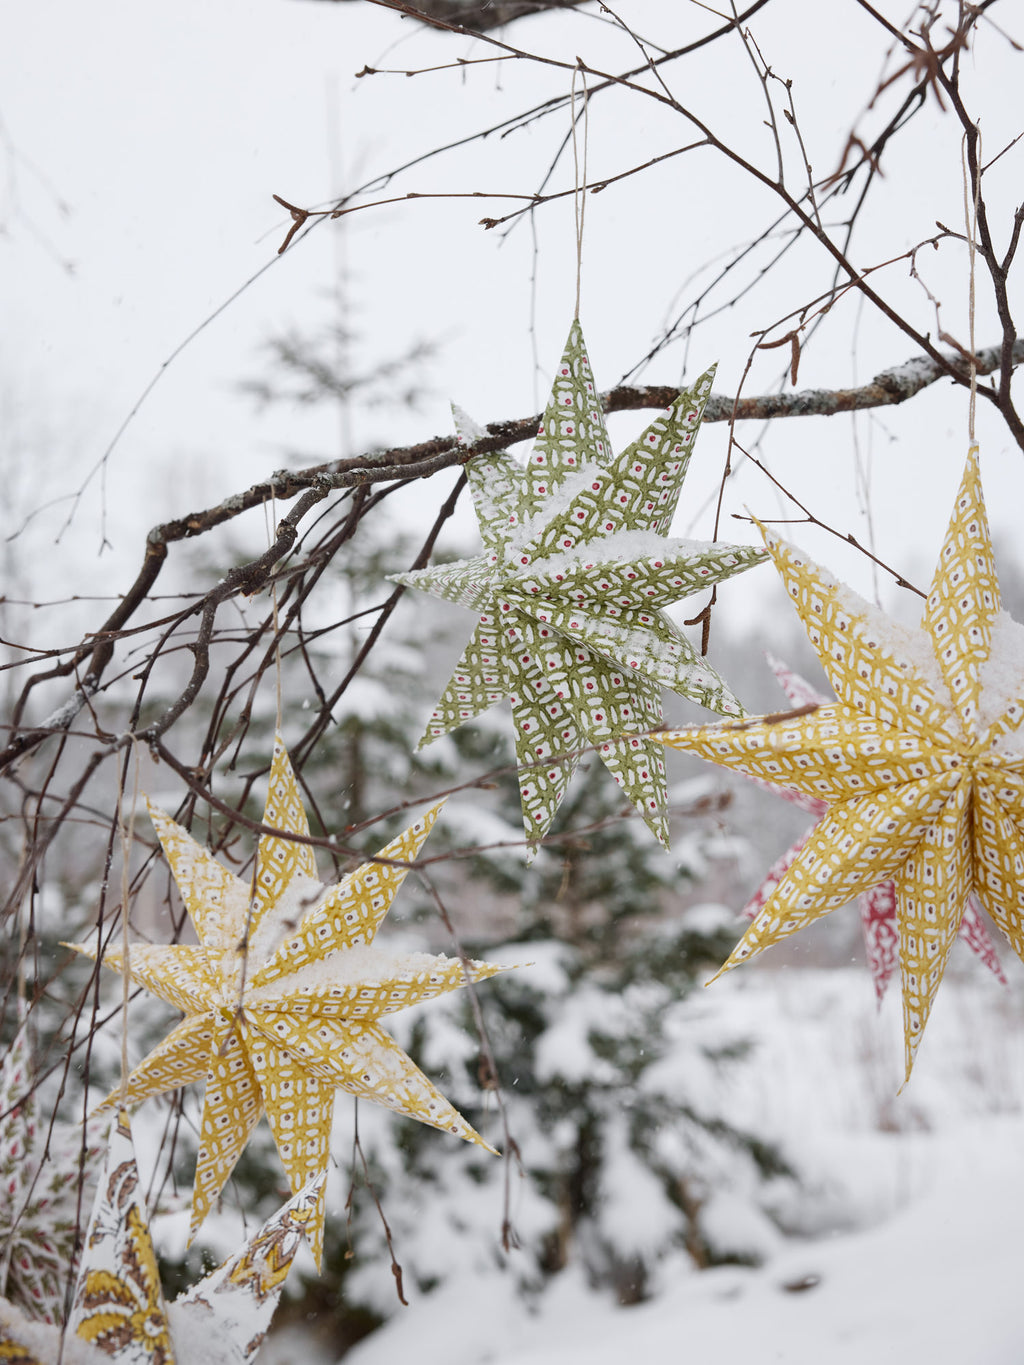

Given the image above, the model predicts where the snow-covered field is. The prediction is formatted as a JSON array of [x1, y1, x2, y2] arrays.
[[267, 963, 1024, 1365], [344, 1133, 1024, 1365]]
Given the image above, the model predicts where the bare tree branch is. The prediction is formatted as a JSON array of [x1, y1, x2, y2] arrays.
[[2, 335, 1020, 775], [302, 0, 590, 33]]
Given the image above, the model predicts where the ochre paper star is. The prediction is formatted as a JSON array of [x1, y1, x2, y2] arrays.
[[659, 449, 1024, 1077], [71, 739, 504, 1265], [391, 320, 764, 854], [742, 654, 1006, 1003]]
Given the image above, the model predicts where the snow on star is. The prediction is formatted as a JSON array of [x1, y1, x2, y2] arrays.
[[0, 1108, 321, 1365], [391, 320, 764, 855], [70, 737, 506, 1265], [742, 654, 1005, 1004], [659, 450, 1024, 1078]]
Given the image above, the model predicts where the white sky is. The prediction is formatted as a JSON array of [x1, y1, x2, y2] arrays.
[[2, 1, 1022, 636]]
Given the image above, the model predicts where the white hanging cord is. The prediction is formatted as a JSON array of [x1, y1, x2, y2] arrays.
[[265, 487, 284, 732], [116, 737, 141, 1107], [962, 126, 982, 451], [571, 61, 590, 322]]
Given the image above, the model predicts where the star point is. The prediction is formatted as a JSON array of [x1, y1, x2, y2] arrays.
[[70, 737, 507, 1265], [392, 320, 764, 854], [660, 451, 1024, 1078]]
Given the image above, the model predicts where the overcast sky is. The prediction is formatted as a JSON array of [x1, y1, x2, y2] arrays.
[[2, 1, 1022, 639]]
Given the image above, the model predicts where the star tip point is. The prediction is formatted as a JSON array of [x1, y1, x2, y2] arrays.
[[705, 961, 733, 987], [422, 795, 449, 821], [898, 1049, 918, 1089], [474, 958, 518, 982]]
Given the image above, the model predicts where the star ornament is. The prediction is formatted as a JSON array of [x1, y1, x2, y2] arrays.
[[70, 738, 505, 1265], [0, 1109, 322, 1365], [659, 449, 1024, 1077], [742, 655, 1005, 1004], [391, 320, 765, 854], [0, 1013, 102, 1324]]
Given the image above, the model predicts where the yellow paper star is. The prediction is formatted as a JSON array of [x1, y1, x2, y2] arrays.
[[659, 449, 1024, 1078], [72, 738, 505, 1265]]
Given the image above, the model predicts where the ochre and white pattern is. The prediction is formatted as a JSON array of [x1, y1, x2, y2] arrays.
[[69, 1112, 174, 1365], [660, 450, 1024, 1077], [391, 320, 765, 854], [69, 738, 506, 1265], [740, 655, 1005, 1003], [58, 1109, 321, 1363]]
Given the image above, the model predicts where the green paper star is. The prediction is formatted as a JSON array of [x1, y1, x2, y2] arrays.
[[392, 321, 764, 854]]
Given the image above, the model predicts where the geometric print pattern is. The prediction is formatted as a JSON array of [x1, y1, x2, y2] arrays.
[[391, 320, 765, 855], [659, 450, 1024, 1078], [70, 737, 505, 1266], [741, 655, 1005, 1004]]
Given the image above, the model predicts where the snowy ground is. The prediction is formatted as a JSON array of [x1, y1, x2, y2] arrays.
[[264, 963, 1024, 1365], [340, 1135, 1024, 1365]]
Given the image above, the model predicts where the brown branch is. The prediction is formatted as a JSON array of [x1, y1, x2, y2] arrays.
[[2, 335, 1019, 774], [291, 472, 469, 765], [565, 51, 967, 391], [311, 0, 590, 33], [733, 441, 927, 598], [610, 335, 1022, 419], [934, 41, 1024, 449]]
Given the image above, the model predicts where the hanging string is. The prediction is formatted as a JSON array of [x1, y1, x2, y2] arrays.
[[228, 486, 286, 1024], [570, 61, 589, 322], [116, 737, 141, 1108], [265, 485, 284, 733], [962, 125, 982, 450]]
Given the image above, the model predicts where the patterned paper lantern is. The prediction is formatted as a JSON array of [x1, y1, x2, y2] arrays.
[[659, 450, 1024, 1076], [70, 737, 506, 1264], [0, 1016, 102, 1324], [742, 654, 1005, 1002], [392, 320, 764, 855], [0, 1109, 321, 1365]]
